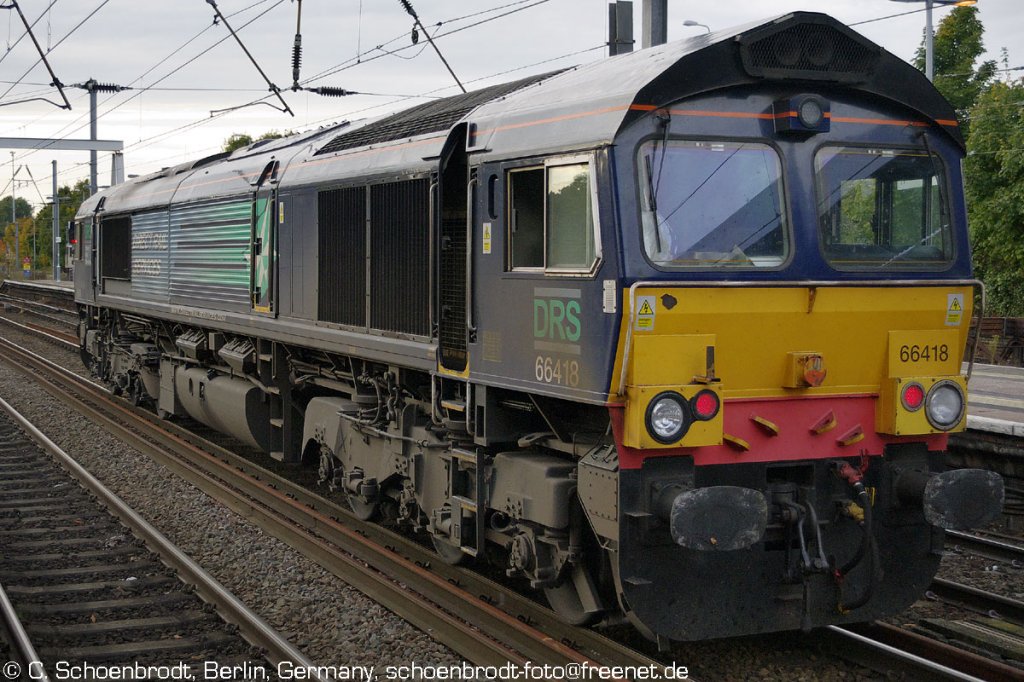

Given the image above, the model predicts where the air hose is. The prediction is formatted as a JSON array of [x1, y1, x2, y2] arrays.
[[835, 478, 882, 613]]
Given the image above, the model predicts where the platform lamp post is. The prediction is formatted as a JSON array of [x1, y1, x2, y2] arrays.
[[682, 19, 710, 34], [9, 151, 17, 272], [890, 0, 978, 82]]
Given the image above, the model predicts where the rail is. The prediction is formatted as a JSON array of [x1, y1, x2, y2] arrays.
[[0, 580, 49, 682], [0, 337, 660, 677], [0, 393, 322, 678]]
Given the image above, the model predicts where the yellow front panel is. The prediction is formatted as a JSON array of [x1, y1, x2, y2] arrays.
[[614, 286, 973, 400], [630, 334, 715, 386]]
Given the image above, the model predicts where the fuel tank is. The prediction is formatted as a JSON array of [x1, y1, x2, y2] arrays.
[[174, 366, 275, 451]]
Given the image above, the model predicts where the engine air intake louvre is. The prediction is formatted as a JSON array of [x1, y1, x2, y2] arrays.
[[370, 180, 430, 337], [738, 20, 879, 83], [315, 72, 557, 156], [318, 186, 366, 327], [99, 215, 132, 281], [438, 210, 467, 369]]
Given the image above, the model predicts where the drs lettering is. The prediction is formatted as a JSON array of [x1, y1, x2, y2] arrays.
[[534, 299, 581, 342]]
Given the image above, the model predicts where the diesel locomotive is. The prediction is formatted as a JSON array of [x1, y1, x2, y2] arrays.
[[73, 12, 1004, 643]]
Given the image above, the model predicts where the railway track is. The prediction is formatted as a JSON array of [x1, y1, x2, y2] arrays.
[[0, 280, 77, 334], [0, 395, 317, 680], [2, 316, 1022, 681], [826, 622, 1024, 682], [0, 334, 669, 678], [0, 315, 79, 349], [947, 528, 1024, 566], [925, 578, 1024, 624]]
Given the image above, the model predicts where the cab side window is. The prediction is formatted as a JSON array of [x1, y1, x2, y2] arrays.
[[508, 160, 598, 274], [509, 168, 544, 268]]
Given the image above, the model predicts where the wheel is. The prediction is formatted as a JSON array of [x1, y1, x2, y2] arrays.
[[430, 534, 467, 565], [346, 491, 379, 521], [128, 376, 144, 406], [545, 581, 600, 626], [544, 569, 602, 626]]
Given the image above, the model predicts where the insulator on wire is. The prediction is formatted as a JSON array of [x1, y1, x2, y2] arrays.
[[84, 81, 126, 93], [309, 87, 355, 97], [399, 0, 415, 18], [411, 26, 419, 45], [292, 35, 302, 85]]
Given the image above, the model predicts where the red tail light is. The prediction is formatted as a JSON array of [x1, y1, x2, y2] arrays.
[[691, 390, 720, 421], [901, 382, 925, 411]]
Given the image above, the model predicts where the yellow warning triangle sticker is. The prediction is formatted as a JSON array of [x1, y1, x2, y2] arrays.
[[949, 298, 962, 312], [638, 301, 654, 315]]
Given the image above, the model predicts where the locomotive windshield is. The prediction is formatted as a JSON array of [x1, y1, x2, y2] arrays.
[[639, 140, 788, 268], [815, 146, 954, 270]]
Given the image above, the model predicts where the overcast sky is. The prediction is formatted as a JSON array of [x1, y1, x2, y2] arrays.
[[1, 0, 1019, 208]]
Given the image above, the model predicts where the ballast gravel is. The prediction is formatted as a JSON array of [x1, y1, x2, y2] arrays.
[[0, 316, 907, 681], [0, 326, 464, 675]]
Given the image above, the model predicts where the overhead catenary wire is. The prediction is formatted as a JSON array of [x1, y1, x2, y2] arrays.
[[398, 0, 465, 93], [205, 0, 293, 116], [21, 164, 46, 205], [0, 0, 57, 69], [0, 0, 71, 110], [306, 0, 549, 86], [8, 0, 286, 164], [7, 0, 279, 147], [74, 0, 552, 164], [48, 40, 606, 188]]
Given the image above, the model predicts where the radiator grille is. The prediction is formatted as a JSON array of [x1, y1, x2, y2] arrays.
[[318, 186, 367, 327], [315, 73, 557, 155], [370, 180, 430, 337], [439, 213, 467, 369], [99, 215, 132, 281]]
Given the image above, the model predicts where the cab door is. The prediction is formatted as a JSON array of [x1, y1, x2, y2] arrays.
[[73, 205, 101, 304], [250, 161, 279, 316]]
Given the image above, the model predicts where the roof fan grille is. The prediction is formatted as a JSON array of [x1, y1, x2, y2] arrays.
[[743, 24, 877, 81]]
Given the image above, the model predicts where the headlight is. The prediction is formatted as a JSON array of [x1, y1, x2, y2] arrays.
[[925, 381, 965, 430], [645, 392, 691, 444]]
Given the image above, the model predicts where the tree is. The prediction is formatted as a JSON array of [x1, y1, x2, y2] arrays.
[[913, 6, 997, 137], [2, 196, 34, 276], [222, 130, 291, 153], [964, 79, 1024, 316], [0, 196, 33, 221], [31, 179, 92, 272], [222, 133, 254, 152]]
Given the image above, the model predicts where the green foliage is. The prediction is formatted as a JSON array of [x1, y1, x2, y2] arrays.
[[1, 179, 89, 275], [30, 179, 92, 272], [913, 6, 997, 137], [837, 181, 877, 245], [965, 80, 1024, 315], [222, 130, 293, 153], [222, 133, 254, 152], [0, 196, 33, 221]]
